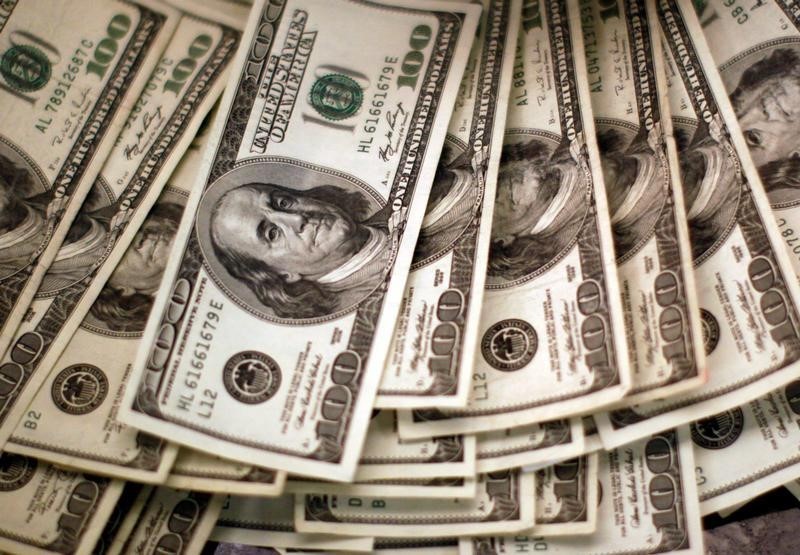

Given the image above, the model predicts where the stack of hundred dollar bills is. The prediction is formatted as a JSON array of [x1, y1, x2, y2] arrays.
[[2, 0, 800, 553]]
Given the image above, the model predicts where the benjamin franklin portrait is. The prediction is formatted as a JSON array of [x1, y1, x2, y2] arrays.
[[413, 139, 478, 264], [597, 127, 667, 261], [487, 136, 589, 284], [200, 162, 391, 321], [674, 124, 739, 262], [0, 147, 48, 279], [724, 46, 800, 208], [86, 200, 182, 333]]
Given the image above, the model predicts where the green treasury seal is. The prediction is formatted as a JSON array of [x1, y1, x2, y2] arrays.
[[309, 73, 363, 121], [1, 45, 51, 92]]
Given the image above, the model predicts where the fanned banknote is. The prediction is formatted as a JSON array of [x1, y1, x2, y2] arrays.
[[697, 0, 800, 280], [400, 0, 630, 439], [596, 0, 800, 449], [107, 487, 223, 555], [287, 475, 477, 499], [295, 469, 535, 537], [476, 418, 584, 473], [92, 482, 148, 555], [532, 454, 598, 537], [581, 0, 705, 405], [2, 7, 243, 476], [211, 493, 375, 552], [373, 538, 460, 555], [165, 448, 286, 496], [0, 0, 178, 358], [690, 378, 800, 515], [0, 451, 123, 555], [120, 0, 480, 481], [376, 0, 521, 408], [462, 429, 703, 555]]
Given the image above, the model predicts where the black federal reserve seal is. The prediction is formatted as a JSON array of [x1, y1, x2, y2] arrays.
[[690, 408, 745, 450], [699, 309, 720, 355], [223, 351, 281, 404], [0, 453, 36, 491], [481, 319, 538, 371], [51, 364, 109, 415]]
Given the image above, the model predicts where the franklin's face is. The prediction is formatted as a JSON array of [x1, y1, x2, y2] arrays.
[[602, 154, 636, 217], [735, 75, 800, 168], [492, 159, 550, 243], [108, 217, 176, 296], [213, 184, 361, 281]]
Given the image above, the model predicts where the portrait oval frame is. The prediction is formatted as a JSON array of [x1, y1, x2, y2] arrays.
[[195, 156, 386, 325]]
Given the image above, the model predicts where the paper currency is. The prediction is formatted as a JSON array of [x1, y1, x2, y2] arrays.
[[287, 475, 477, 499], [376, 0, 521, 409], [476, 418, 584, 473], [581, 0, 705, 405], [106, 487, 223, 555], [0, 6, 242, 456], [211, 493, 375, 552], [691, 378, 800, 515], [400, 0, 630, 440], [596, 0, 800, 448], [0, 451, 123, 555], [696, 0, 800, 280], [784, 479, 800, 501], [294, 469, 535, 537], [532, 454, 598, 536], [92, 483, 149, 555], [374, 539, 460, 555], [581, 416, 603, 453], [4, 102, 220, 481], [165, 448, 286, 496], [0, 0, 178, 358], [463, 429, 703, 554], [120, 0, 480, 481]]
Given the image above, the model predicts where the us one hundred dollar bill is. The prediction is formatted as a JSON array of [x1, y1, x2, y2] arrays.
[[119, 0, 480, 481], [287, 474, 477, 499], [463, 428, 703, 555], [696, 0, 800, 280], [92, 482, 149, 555], [295, 469, 535, 538], [690, 378, 800, 515], [476, 418, 584, 473], [531, 454, 598, 536], [0, 451, 123, 555], [349, 410, 476, 481], [0, 0, 178, 358], [376, 0, 521, 409], [107, 487, 223, 555], [595, 0, 800, 448], [372, 538, 460, 555], [165, 448, 286, 496], [399, 0, 630, 440], [211, 493, 375, 552], [582, 0, 705, 405], [2, 8, 244, 477]]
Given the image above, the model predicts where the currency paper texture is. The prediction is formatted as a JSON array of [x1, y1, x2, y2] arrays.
[[691, 379, 800, 515], [0, 0, 178, 357], [697, 0, 800, 280], [165, 448, 286, 496], [3, 8, 243, 478], [120, 0, 480, 481], [295, 469, 535, 537], [0, 452, 123, 555], [463, 429, 703, 555], [376, 0, 521, 408], [532, 454, 598, 537], [597, 0, 800, 448], [475, 418, 584, 473], [211, 493, 375, 552], [582, 0, 705, 405], [287, 474, 477, 499], [401, 0, 630, 439]]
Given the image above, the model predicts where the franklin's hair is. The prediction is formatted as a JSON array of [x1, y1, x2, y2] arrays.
[[89, 202, 183, 332], [0, 152, 37, 235], [210, 183, 371, 319], [488, 139, 570, 279]]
